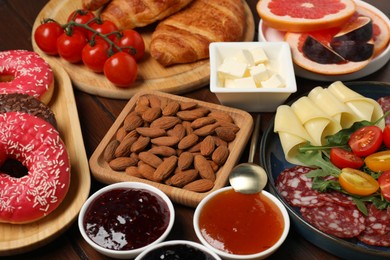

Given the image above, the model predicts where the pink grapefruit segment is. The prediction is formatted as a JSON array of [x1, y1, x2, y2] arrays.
[[257, 0, 357, 32]]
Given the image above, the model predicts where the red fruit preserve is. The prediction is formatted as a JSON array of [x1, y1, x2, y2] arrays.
[[83, 188, 170, 250], [199, 189, 284, 255]]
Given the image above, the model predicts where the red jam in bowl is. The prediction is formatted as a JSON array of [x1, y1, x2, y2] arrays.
[[199, 189, 284, 255], [83, 188, 170, 251]]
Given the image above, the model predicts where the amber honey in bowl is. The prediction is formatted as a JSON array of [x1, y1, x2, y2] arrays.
[[194, 186, 289, 259]]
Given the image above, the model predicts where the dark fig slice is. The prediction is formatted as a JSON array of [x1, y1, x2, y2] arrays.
[[332, 16, 373, 42], [302, 35, 345, 64], [330, 40, 374, 62]]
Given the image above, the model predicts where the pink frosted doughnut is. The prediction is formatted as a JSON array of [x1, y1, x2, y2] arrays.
[[0, 112, 70, 223], [0, 50, 54, 104]]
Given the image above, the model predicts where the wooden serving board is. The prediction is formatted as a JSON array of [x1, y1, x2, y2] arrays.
[[0, 62, 91, 256], [89, 90, 253, 208], [31, 0, 255, 99]]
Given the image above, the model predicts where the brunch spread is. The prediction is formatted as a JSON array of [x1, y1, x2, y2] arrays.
[[1, 0, 390, 258]]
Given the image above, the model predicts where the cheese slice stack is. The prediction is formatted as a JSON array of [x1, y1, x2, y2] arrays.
[[274, 81, 385, 165]]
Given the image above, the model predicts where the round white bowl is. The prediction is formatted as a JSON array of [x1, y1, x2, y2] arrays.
[[78, 182, 175, 259], [193, 186, 290, 260], [135, 240, 222, 260], [258, 0, 390, 81]]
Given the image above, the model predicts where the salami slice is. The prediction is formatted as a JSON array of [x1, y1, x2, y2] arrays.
[[362, 204, 390, 236], [276, 166, 324, 207], [377, 96, 390, 125], [300, 202, 366, 238], [318, 191, 355, 207], [357, 231, 390, 247]]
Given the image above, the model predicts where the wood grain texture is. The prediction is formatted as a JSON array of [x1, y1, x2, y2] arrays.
[[89, 90, 253, 207], [31, 0, 255, 99], [0, 62, 90, 256]]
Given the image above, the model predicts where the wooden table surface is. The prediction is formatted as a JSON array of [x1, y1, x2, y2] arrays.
[[0, 0, 389, 259]]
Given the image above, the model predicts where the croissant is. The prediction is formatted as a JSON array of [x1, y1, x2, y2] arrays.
[[82, 0, 111, 11], [100, 0, 193, 30], [150, 0, 246, 67]]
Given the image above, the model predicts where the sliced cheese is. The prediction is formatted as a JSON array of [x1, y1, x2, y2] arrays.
[[328, 81, 364, 102], [308, 87, 360, 128]]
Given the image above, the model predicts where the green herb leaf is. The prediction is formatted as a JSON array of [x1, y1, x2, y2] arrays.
[[296, 150, 340, 177]]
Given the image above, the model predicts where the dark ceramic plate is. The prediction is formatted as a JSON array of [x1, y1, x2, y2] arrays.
[[260, 82, 390, 260]]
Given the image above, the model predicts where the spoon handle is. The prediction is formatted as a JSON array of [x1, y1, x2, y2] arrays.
[[248, 114, 261, 163]]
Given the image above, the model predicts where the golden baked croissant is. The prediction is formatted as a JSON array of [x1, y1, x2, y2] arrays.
[[150, 0, 246, 67], [82, 0, 111, 11], [100, 0, 194, 30]]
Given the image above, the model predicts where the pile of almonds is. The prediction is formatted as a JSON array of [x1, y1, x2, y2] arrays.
[[103, 94, 240, 193]]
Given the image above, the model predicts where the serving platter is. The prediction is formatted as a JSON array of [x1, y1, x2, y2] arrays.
[[31, 0, 255, 99], [260, 82, 390, 260], [0, 62, 91, 256]]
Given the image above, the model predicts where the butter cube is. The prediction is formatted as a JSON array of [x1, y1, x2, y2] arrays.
[[233, 77, 257, 89], [249, 64, 269, 85], [232, 49, 255, 67], [261, 74, 285, 88], [224, 79, 237, 88], [250, 47, 268, 64], [218, 59, 248, 79]]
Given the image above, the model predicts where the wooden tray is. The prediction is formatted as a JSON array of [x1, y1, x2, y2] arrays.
[[0, 62, 91, 256], [89, 90, 253, 208], [31, 0, 255, 99]]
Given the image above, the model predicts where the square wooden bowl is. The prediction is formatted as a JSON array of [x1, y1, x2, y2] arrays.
[[89, 90, 253, 207]]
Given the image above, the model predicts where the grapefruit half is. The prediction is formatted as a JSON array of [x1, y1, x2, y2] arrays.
[[257, 0, 356, 32]]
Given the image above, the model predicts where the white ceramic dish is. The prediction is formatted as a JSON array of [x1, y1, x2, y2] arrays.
[[135, 240, 222, 260], [193, 186, 290, 260], [258, 0, 390, 81], [78, 182, 175, 259], [209, 42, 297, 112]]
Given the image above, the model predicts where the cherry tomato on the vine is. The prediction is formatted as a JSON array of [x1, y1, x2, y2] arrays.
[[365, 150, 390, 172], [82, 40, 110, 73], [57, 30, 87, 63], [378, 171, 390, 201], [330, 148, 364, 169], [348, 125, 383, 157], [104, 52, 137, 87], [34, 22, 63, 55], [383, 125, 390, 149], [67, 9, 95, 36], [88, 20, 118, 41], [114, 29, 145, 61], [339, 168, 379, 196]]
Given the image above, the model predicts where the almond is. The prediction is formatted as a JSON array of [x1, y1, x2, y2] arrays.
[[109, 157, 138, 171], [167, 124, 186, 140], [104, 139, 120, 162], [150, 116, 181, 130], [124, 114, 144, 131], [139, 163, 157, 181], [176, 107, 209, 121], [137, 95, 150, 107], [148, 146, 177, 157], [194, 154, 215, 181], [183, 179, 214, 192], [170, 169, 199, 187], [187, 142, 201, 153], [134, 104, 150, 115], [153, 156, 178, 182], [162, 101, 180, 116], [213, 136, 228, 147], [200, 135, 215, 157], [131, 136, 150, 153], [115, 135, 137, 157], [139, 151, 163, 168], [191, 117, 216, 129], [136, 127, 166, 138], [212, 145, 230, 165], [148, 95, 161, 108], [193, 123, 219, 137], [180, 101, 197, 111], [208, 111, 234, 123], [178, 151, 194, 170], [182, 121, 193, 135], [215, 126, 236, 142], [142, 107, 162, 123], [217, 121, 240, 133], [125, 166, 143, 178], [116, 126, 127, 142], [178, 133, 199, 150], [151, 136, 180, 146]]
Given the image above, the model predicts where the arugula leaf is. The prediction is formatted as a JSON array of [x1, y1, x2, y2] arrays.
[[352, 198, 368, 216], [311, 177, 341, 192], [325, 120, 372, 146], [296, 150, 340, 177]]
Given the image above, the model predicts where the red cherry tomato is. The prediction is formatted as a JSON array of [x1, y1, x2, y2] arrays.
[[104, 52, 138, 87], [383, 125, 390, 149], [88, 20, 118, 41], [34, 22, 63, 55], [57, 30, 87, 63], [114, 29, 145, 61], [67, 9, 95, 36], [330, 148, 364, 169], [348, 125, 383, 157], [378, 171, 390, 201], [82, 40, 110, 73]]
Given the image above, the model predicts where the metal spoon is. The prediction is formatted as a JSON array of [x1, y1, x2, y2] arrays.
[[229, 114, 268, 194]]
